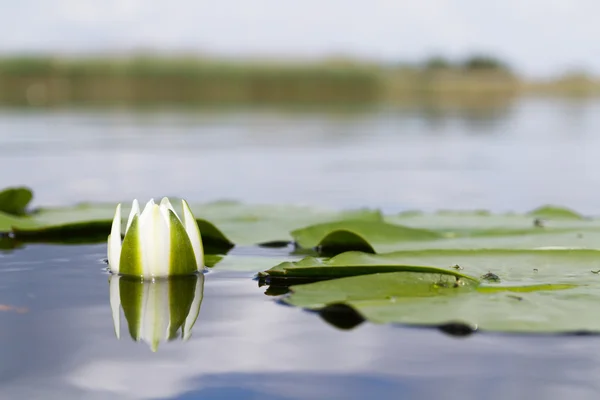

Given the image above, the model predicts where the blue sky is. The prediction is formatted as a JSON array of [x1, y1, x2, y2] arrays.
[[2, 0, 599, 77]]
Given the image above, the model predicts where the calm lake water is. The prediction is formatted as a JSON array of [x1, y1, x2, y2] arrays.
[[2, 98, 600, 399]]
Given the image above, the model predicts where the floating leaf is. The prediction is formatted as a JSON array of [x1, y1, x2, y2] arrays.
[[2, 186, 600, 262], [199, 203, 383, 245], [193, 220, 234, 252], [3, 194, 381, 247], [8, 218, 234, 252], [0, 186, 33, 216], [292, 211, 600, 254], [259, 251, 477, 284], [291, 221, 442, 254], [279, 249, 600, 333], [285, 272, 478, 309], [0, 211, 36, 232], [387, 210, 595, 236], [12, 221, 112, 244], [528, 205, 584, 220]]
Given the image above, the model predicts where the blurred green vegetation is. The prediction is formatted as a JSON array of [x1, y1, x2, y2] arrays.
[[422, 55, 509, 72], [0, 56, 380, 106], [0, 54, 597, 108]]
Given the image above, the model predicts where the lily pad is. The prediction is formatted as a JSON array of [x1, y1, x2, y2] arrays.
[[388, 208, 596, 238], [290, 208, 600, 254], [259, 251, 477, 283], [7, 217, 234, 252], [279, 249, 600, 333], [291, 221, 442, 254], [285, 272, 477, 309], [2, 186, 600, 259], [0, 187, 33, 216], [12, 221, 114, 244], [527, 205, 584, 220], [193, 203, 382, 245], [3, 195, 382, 247], [0, 211, 36, 231]]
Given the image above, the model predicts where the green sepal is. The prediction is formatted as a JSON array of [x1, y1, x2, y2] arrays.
[[119, 215, 144, 277], [168, 210, 197, 276]]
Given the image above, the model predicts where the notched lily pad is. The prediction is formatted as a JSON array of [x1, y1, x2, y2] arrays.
[[528, 205, 584, 221], [291, 220, 442, 255], [316, 230, 375, 255], [0, 186, 33, 216]]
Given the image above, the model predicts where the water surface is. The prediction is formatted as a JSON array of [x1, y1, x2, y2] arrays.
[[1, 99, 600, 399], [1, 98, 600, 213]]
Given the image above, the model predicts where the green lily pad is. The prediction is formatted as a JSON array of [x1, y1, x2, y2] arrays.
[[291, 221, 442, 254], [385, 229, 600, 251], [388, 207, 596, 238], [285, 272, 477, 309], [193, 203, 382, 244], [259, 250, 477, 283], [0, 211, 36, 231], [0, 187, 33, 216], [12, 221, 114, 244], [527, 205, 584, 220], [3, 196, 382, 247], [7, 216, 234, 252], [194, 220, 235, 252], [2, 186, 600, 260], [279, 249, 600, 333], [290, 207, 600, 254]]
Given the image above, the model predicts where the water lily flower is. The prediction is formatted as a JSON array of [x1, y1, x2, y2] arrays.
[[110, 274, 204, 352], [108, 198, 204, 277]]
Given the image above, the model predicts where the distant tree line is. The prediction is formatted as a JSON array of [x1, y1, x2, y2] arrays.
[[0, 56, 381, 106], [422, 55, 511, 73], [0, 54, 594, 107]]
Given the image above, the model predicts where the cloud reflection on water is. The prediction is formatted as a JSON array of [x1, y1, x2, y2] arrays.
[[63, 272, 600, 400]]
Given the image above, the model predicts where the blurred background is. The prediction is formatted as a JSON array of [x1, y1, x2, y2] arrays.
[[1, 0, 599, 213]]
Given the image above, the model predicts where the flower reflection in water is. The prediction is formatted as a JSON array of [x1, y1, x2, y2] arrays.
[[109, 273, 204, 352]]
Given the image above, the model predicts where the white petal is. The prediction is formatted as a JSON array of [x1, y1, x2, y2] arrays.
[[125, 199, 140, 233], [107, 234, 111, 264], [108, 203, 122, 273], [139, 204, 171, 277], [142, 198, 155, 214], [140, 280, 170, 352], [109, 275, 121, 339], [183, 274, 205, 340], [159, 197, 179, 221], [181, 199, 204, 270], [137, 202, 153, 276], [158, 199, 173, 237]]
